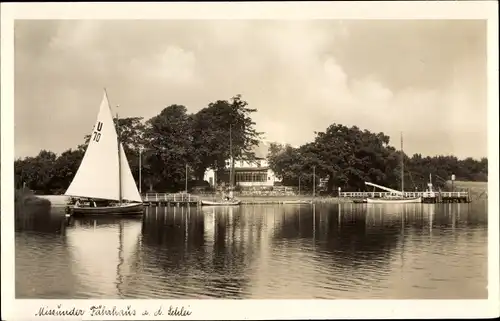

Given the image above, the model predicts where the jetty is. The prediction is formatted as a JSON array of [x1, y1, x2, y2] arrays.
[[141, 190, 471, 207], [339, 191, 470, 203], [142, 193, 200, 206], [142, 193, 317, 206]]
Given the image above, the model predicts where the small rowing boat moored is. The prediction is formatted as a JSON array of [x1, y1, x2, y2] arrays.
[[282, 200, 313, 205], [201, 200, 241, 206]]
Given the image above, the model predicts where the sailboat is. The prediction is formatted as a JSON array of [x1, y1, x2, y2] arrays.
[[65, 90, 144, 216], [201, 124, 241, 206], [365, 132, 421, 204]]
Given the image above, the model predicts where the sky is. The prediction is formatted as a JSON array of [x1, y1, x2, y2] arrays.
[[14, 19, 487, 160]]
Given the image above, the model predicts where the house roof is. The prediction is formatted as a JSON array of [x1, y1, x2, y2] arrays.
[[250, 140, 297, 159]]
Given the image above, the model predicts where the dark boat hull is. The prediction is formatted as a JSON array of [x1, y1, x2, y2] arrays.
[[70, 202, 144, 216]]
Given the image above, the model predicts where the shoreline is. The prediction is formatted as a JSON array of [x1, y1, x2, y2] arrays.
[[198, 195, 352, 205], [31, 191, 486, 209]]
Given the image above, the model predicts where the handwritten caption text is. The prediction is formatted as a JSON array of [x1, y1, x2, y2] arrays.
[[35, 304, 192, 318]]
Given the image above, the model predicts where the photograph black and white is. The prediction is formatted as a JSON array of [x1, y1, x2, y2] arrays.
[[1, 2, 498, 320]]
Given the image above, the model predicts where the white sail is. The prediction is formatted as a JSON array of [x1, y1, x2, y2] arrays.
[[65, 91, 142, 203]]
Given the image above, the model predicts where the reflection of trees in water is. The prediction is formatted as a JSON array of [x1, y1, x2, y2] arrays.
[[140, 206, 264, 298], [368, 202, 486, 232], [15, 205, 68, 235], [271, 203, 465, 274], [273, 203, 486, 270], [14, 202, 488, 299], [274, 204, 401, 266], [432, 202, 487, 229]]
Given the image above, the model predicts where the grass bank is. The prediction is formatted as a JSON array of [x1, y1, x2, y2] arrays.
[[15, 188, 51, 215], [445, 180, 488, 200]]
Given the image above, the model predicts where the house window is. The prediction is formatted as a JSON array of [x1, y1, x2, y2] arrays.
[[235, 171, 268, 183]]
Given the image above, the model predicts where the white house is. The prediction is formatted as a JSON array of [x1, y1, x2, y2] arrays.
[[203, 140, 282, 188]]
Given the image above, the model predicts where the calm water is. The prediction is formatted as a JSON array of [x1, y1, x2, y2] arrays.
[[15, 202, 488, 299]]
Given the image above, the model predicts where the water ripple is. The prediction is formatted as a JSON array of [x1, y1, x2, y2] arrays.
[[15, 203, 488, 299]]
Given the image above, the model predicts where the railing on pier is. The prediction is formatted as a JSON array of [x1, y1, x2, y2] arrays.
[[339, 191, 469, 198], [142, 193, 200, 203]]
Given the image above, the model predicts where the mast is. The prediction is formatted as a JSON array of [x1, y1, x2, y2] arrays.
[[117, 109, 122, 204], [109, 89, 122, 205], [229, 124, 233, 189], [104, 88, 122, 203], [400, 132, 404, 194], [313, 165, 316, 198], [185, 164, 188, 194]]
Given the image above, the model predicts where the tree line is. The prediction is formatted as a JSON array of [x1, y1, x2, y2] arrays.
[[15, 95, 262, 194], [14, 95, 487, 195], [267, 123, 488, 193]]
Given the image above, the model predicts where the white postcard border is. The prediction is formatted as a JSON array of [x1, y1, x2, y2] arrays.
[[1, 1, 498, 320]]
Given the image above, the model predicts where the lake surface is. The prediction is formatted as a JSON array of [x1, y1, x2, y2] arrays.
[[15, 202, 488, 299]]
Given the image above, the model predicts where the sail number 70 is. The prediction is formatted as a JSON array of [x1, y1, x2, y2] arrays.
[[92, 121, 103, 142], [93, 132, 101, 142]]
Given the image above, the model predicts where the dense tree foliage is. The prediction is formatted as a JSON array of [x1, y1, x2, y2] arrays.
[[142, 104, 194, 191], [267, 124, 488, 193], [15, 95, 261, 194], [191, 95, 262, 184], [14, 95, 487, 195]]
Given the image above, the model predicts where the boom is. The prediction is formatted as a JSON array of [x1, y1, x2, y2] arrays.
[[365, 182, 404, 195]]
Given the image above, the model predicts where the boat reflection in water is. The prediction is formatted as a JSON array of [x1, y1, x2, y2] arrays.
[[15, 201, 487, 299], [64, 215, 143, 298]]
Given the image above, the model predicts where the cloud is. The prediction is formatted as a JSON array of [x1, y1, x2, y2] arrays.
[[14, 20, 487, 159], [130, 45, 199, 85]]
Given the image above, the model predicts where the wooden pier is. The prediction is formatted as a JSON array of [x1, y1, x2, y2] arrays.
[[142, 193, 200, 206], [339, 191, 470, 203]]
